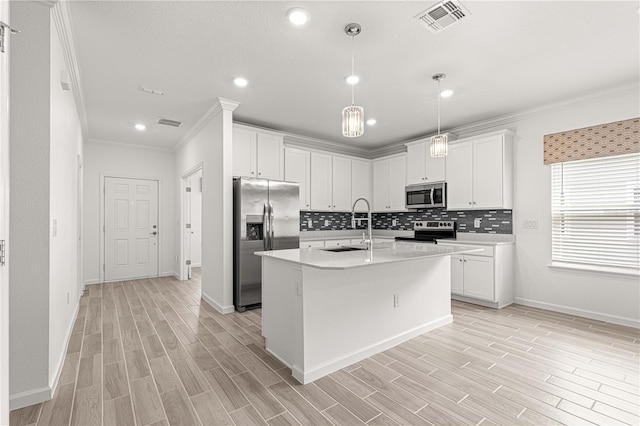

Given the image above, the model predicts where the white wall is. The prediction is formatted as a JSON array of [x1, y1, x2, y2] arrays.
[[83, 142, 176, 283], [457, 87, 640, 326], [9, 2, 84, 409], [48, 10, 84, 393], [175, 99, 237, 313]]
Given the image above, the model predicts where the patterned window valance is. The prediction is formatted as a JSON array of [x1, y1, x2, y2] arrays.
[[543, 117, 640, 164]]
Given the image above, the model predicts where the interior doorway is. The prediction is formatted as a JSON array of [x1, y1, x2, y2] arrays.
[[102, 176, 159, 282], [182, 167, 203, 280]]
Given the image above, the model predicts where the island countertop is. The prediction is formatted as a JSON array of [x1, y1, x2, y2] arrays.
[[255, 241, 482, 270]]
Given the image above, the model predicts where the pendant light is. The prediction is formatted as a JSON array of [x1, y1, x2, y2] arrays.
[[430, 73, 448, 157], [342, 23, 364, 138]]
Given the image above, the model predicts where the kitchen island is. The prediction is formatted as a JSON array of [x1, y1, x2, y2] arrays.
[[255, 241, 481, 384]]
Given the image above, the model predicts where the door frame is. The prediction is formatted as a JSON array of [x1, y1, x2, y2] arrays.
[[99, 174, 162, 283], [179, 163, 203, 281]]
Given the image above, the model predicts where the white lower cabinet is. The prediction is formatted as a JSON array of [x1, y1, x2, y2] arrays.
[[323, 239, 352, 248], [301, 240, 324, 249], [440, 241, 514, 309]]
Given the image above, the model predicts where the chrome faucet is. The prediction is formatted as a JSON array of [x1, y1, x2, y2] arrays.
[[351, 197, 372, 251]]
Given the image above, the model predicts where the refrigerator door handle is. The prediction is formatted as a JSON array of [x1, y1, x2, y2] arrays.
[[269, 202, 275, 250], [263, 203, 270, 250]]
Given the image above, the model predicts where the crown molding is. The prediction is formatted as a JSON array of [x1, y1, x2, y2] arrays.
[[51, 1, 89, 138], [86, 138, 173, 153], [448, 83, 640, 139], [172, 97, 240, 152]]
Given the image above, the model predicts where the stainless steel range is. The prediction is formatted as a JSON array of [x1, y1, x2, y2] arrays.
[[395, 220, 457, 243]]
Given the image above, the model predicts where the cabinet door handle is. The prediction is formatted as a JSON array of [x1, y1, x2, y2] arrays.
[[468, 201, 472, 205], [306, 204, 309, 207], [258, 172, 262, 176], [251, 171, 254, 175], [472, 201, 476, 204]]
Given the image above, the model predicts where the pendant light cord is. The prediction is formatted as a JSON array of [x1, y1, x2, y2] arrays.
[[436, 77, 441, 134], [351, 35, 355, 106]]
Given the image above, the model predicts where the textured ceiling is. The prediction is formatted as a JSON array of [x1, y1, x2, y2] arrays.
[[68, 1, 640, 151]]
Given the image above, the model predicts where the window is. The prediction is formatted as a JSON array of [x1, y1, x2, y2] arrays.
[[551, 152, 640, 272]]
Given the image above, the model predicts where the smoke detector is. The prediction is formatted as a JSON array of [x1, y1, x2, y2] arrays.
[[156, 118, 183, 128], [415, 0, 471, 33]]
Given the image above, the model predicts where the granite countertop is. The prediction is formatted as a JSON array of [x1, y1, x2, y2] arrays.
[[255, 241, 482, 270]]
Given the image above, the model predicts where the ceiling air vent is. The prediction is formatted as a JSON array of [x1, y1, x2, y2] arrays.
[[156, 118, 183, 128], [415, 0, 471, 33]]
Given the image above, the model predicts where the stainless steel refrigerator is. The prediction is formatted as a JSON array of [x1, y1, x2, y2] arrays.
[[233, 177, 300, 312]]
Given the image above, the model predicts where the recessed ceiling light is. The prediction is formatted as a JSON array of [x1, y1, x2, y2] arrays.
[[134, 123, 146, 131], [287, 8, 310, 26], [440, 89, 454, 98], [233, 77, 248, 87], [345, 75, 360, 85], [366, 119, 377, 126]]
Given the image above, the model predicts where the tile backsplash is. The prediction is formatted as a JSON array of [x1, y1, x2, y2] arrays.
[[301, 208, 512, 234]]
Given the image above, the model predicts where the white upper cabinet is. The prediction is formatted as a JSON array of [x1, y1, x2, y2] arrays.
[[405, 139, 446, 185], [232, 126, 284, 180], [373, 154, 406, 211], [310, 152, 333, 211], [284, 148, 310, 210], [332, 156, 352, 211], [445, 130, 513, 210], [351, 159, 372, 212]]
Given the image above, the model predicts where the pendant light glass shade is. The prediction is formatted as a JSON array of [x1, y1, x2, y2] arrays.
[[342, 23, 364, 138], [342, 105, 364, 137], [430, 73, 448, 157], [430, 134, 448, 157]]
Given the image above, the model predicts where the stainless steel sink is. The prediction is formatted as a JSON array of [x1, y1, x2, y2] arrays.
[[323, 246, 367, 253]]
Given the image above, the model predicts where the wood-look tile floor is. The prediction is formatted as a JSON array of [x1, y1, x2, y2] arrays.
[[10, 268, 640, 425]]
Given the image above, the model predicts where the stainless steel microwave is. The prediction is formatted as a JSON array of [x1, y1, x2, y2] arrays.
[[405, 182, 446, 209]]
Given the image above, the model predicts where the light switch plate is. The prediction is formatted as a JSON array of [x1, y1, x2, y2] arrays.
[[523, 220, 539, 229]]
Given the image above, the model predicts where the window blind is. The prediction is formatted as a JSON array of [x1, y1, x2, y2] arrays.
[[551, 152, 640, 271]]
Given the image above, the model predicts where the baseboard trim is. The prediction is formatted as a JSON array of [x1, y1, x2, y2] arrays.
[[48, 301, 80, 399], [514, 297, 640, 328], [286, 314, 453, 384], [201, 292, 234, 314], [9, 386, 51, 411], [160, 271, 176, 278], [84, 278, 100, 285]]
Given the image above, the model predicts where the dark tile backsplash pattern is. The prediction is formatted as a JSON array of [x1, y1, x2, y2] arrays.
[[301, 208, 512, 234]]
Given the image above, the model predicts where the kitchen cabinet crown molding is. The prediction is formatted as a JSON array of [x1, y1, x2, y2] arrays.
[[447, 129, 515, 145]]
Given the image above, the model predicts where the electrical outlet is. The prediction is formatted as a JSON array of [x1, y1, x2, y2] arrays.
[[392, 219, 397, 227], [307, 219, 313, 228], [324, 220, 329, 226], [295, 281, 302, 296], [474, 218, 481, 228], [393, 293, 400, 308], [523, 220, 539, 229], [67, 291, 70, 305], [52, 219, 58, 237]]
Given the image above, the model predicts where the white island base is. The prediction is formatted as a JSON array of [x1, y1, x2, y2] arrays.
[[261, 254, 452, 384]]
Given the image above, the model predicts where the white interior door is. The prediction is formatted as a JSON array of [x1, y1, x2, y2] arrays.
[[0, 3, 11, 423], [104, 177, 159, 281], [190, 171, 202, 267]]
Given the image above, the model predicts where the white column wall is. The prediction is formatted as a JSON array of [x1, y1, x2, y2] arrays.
[[175, 99, 237, 313], [83, 142, 176, 284], [48, 10, 84, 393]]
